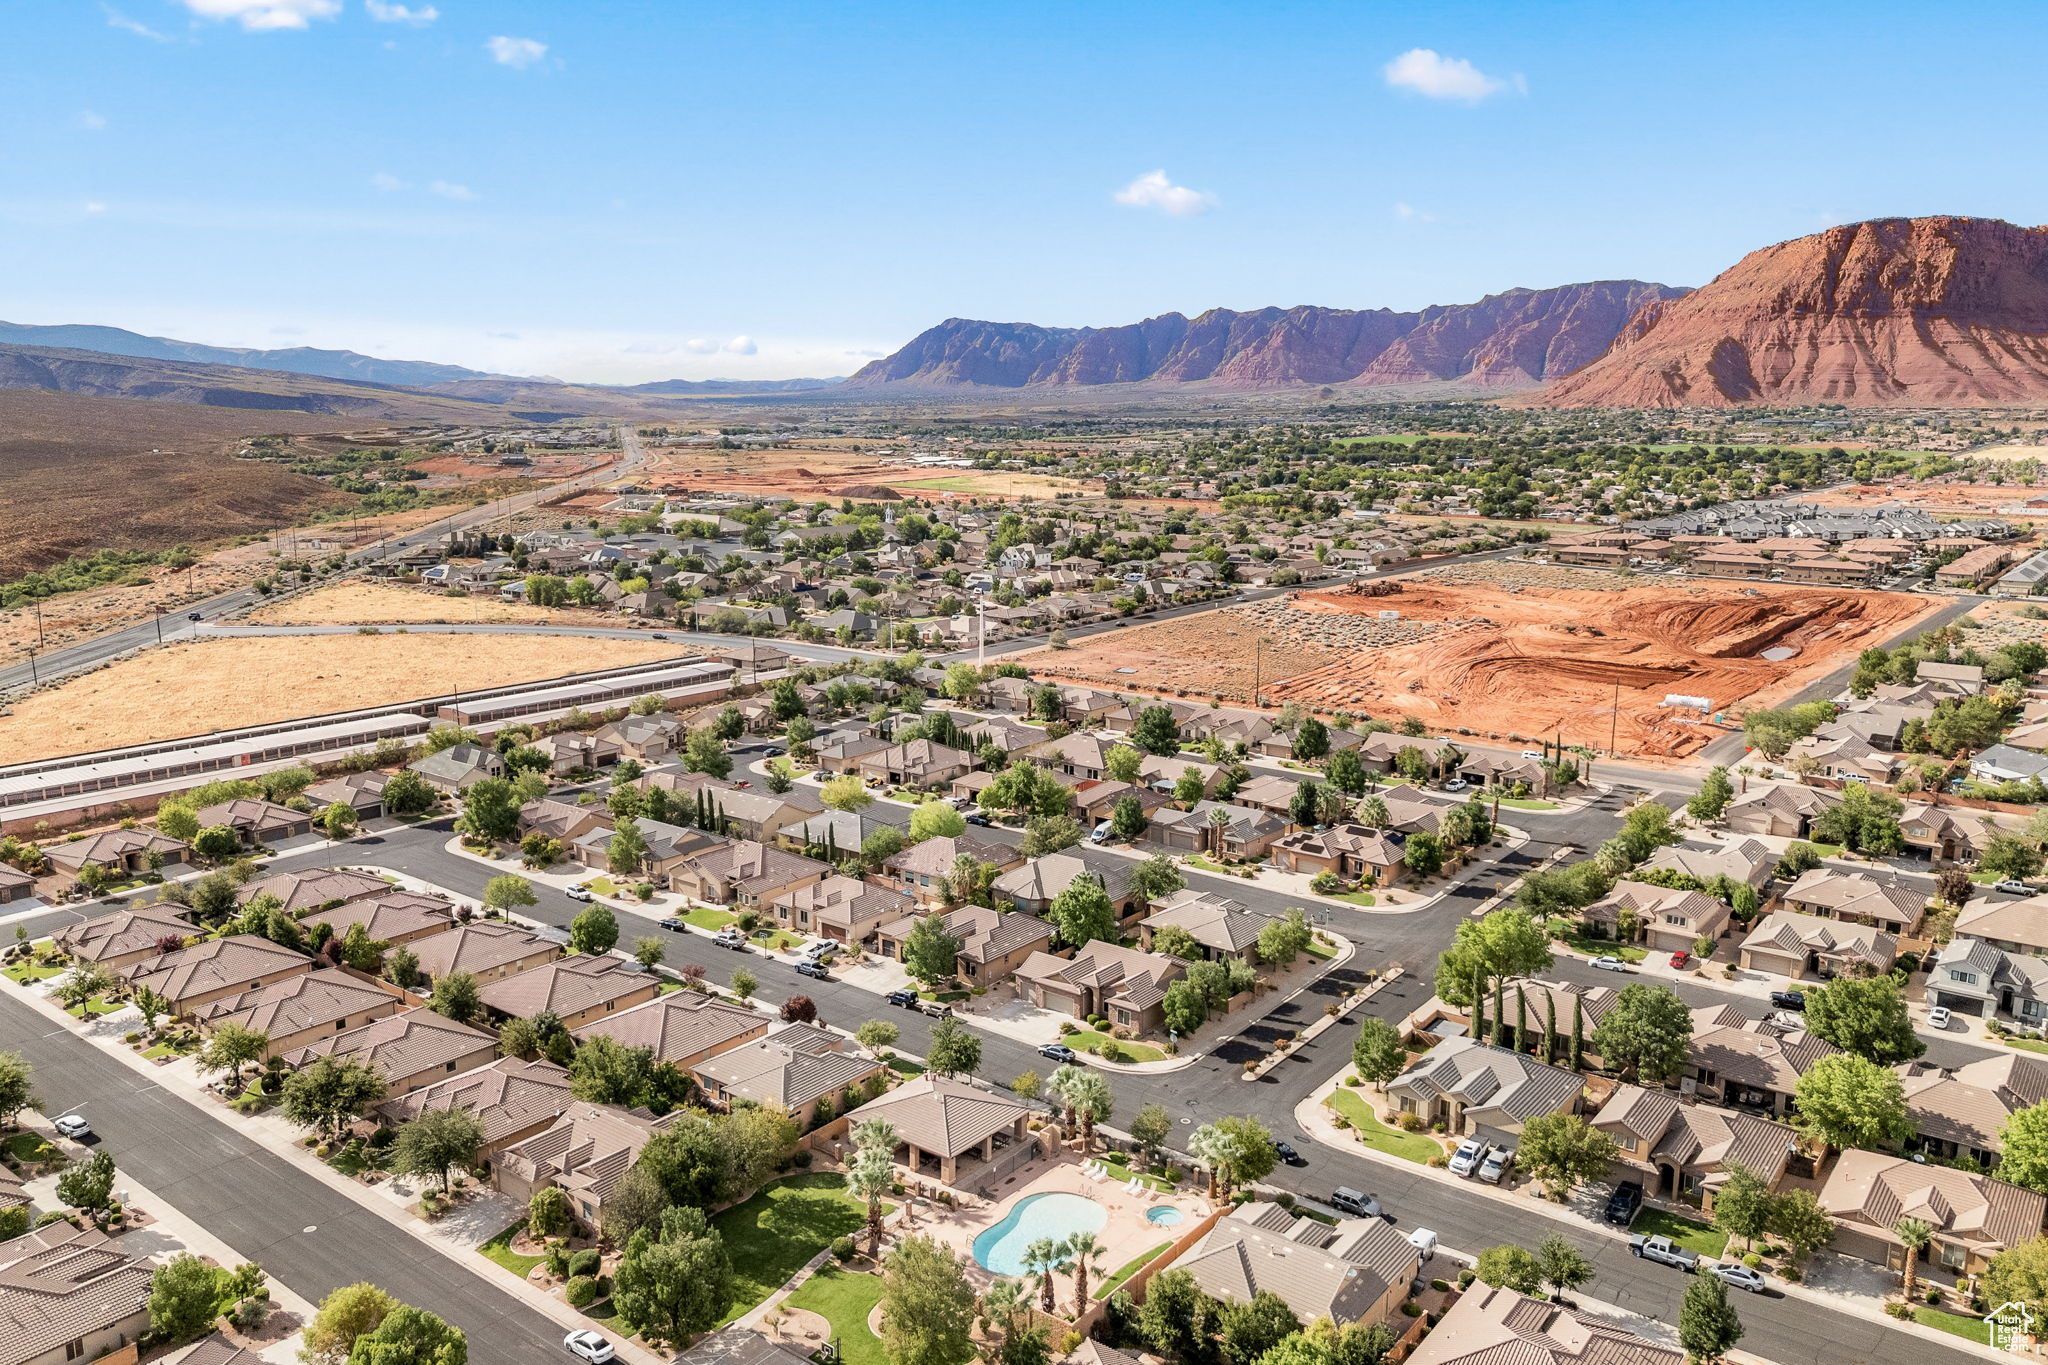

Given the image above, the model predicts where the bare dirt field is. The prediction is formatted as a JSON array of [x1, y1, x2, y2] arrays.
[[645, 444, 1095, 502], [249, 581, 613, 627], [0, 633, 689, 762], [1026, 562, 1943, 759], [1799, 482, 2048, 518]]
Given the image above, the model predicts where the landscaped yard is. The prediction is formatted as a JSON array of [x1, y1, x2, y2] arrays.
[[1327, 893, 1376, 909], [1546, 919, 1648, 963], [1324, 1088, 1440, 1163], [1914, 1308, 1991, 1344], [1064, 1030, 1167, 1063], [4, 1132, 63, 1165], [1493, 797, 1560, 811], [1631, 1207, 1727, 1258], [480, 1222, 546, 1281], [683, 905, 737, 932], [2008, 1036, 2048, 1057], [885, 1056, 925, 1078], [582, 876, 621, 896], [3, 961, 63, 984], [713, 1173, 877, 1324], [751, 928, 805, 951], [1098, 1156, 1175, 1191], [1099, 1243, 1171, 1296], [66, 994, 128, 1018], [783, 1265, 886, 1365]]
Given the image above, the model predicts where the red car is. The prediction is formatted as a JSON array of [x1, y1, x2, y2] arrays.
[[1669, 951, 1691, 969]]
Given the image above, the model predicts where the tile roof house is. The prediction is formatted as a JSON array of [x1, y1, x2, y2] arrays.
[[1403, 1283, 1682, 1365], [1736, 910, 1897, 981], [594, 712, 686, 761], [1780, 867, 1926, 932], [690, 1024, 885, 1127], [768, 875, 914, 944], [1269, 823, 1408, 887], [1897, 1052, 2048, 1169], [303, 770, 393, 820], [1143, 802, 1286, 859], [1172, 1200, 1419, 1331], [1591, 1084, 1799, 1210], [377, 1057, 575, 1155], [236, 867, 391, 914], [299, 889, 459, 947], [1639, 837, 1777, 892], [477, 955, 661, 1030], [0, 1224, 154, 1365], [191, 797, 312, 848], [1387, 1038, 1582, 1145], [1819, 1149, 2048, 1276], [407, 743, 507, 793], [573, 818, 724, 882], [1139, 890, 1264, 963], [1927, 936, 2048, 1026], [1014, 941, 1186, 1035], [873, 905, 1056, 986], [1584, 880, 1733, 955], [121, 933, 314, 1015], [1722, 783, 1840, 840], [856, 740, 976, 790], [1956, 896, 2048, 957], [409, 921, 562, 985], [572, 991, 770, 1068], [191, 967, 404, 1057], [667, 839, 833, 907], [52, 905, 193, 971], [42, 827, 188, 877], [839, 1074, 1037, 1187], [519, 797, 613, 846], [281, 1007, 498, 1096], [879, 834, 1021, 907], [991, 852, 1142, 922], [492, 1103, 683, 1231], [1685, 1005, 1839, 1115]]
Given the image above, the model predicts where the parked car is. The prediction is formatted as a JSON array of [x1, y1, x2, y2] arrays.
[[712, 929, 749, 951], [1406, 1227, 1439, 1261], [800, 939, 837, 961], [918, 1000, 955, 1019], [1273, 1140, 1305, 1166], [1589, 956, 1630, 973], [564, 1330, 617, 1363], [658, 917, 684, 931], [1603, 1180, 1644, 1226], [1448, 1138, 1490, 1177], [886, 989, 919, 1008], [1330, 1187, 1381, 1217], [965, 813, 994, 827], [1519, 750, 1544, 760], [1769, 990, 1806, 1011], [1628, 1234, 1700, 1271], [1997, 880, 2034, 895], [1090, 820, 1115, 844], [1708, 1262, 1769, 1294], [1668, 950, 1690, 969], [1929, 1005, 1954, 1029], [1038, 1043, 1077, 1063], [566, 886, 596, 902], [795, 960, 830, 980], [52, 1114, 92, 1140], [1477, 1147, 1514, 1184], [1443, 778, 1470, 793]]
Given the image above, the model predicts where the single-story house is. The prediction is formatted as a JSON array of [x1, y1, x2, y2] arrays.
[[1723, 783, 1840, 840], [1013, 941, 1185, 1035], [237, 867, 391, 915], [1169, 1199, 1418, 1332], [1737, 910, 1897, 980], [0, 1224, 155, 1365], [408, 922, 562, 985], [839, 1074, 1037, 1187], [572, 991, 769, 1069], [376, 1057, 575, 1157], [1584, 880, 1733, 955], [519, 798, 613, 847], [878, 835, 1021, 907], [282, 1007, 498, 1096], [1780, 867, 1925, 933], [668, 839, 832, 908], [303, 771, 393, 821], [122, 933, 314, 1015], [42, 827, 188, 878], [1403, 1284, 1682, 1365], [1139, 890, 1263, 963], [190, 968, 405, 1058], [872, 905, 1055, 986], [1897, 1052, 2048, 1169], [1685, 1005, 1839, 1116], [1386, 1038, 1581, 1146], [1819, 1149, 2047, 1277], [492, 1103, 682, 1230], [477, 955, 661, 1030], [690, 1024, 885, 1128], [768, 875, 914, 943], [53, 905, 193, 971], [1269, 823, 1407, 886], [407, 744, 506, 793], [856, 740, 976, 791], [1639, 837, 1776, 892], [1956, 896, 2048, 957], [299, 891, 459, 947], [1591, 1084, 1798, 1210], [192, 798, 313, 848], [991, 852, 1143, 923]]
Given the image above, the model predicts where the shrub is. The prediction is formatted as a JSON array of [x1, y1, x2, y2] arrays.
[[565, 1275, 600, 1308], [1885, 1302, 1913, 1320], [1397, 1112, 1425, 1132], [793, 1150, 813, 1169], [1926, 1287, 1943, 1305], [1457, 1270, 1476, 1288], [1741, 1253, 1762, 1268], [546, 1245, 570, 1279], [568, 1248, 601, 1279], [1401, 1301, 1421, 1318], [832, 1236, 857, 1262]]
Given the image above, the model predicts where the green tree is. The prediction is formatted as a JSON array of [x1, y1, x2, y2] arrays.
[[1981, 1236, 2048, 1324], [390, 1107, 485, 1194], [1129, 854, 1186, 902], [1766, 1187, 1835, 1261], [1433, 907, 1552, 1008], [1711, 1162, 1774, 1251], [456, 777, 521, 842], [1021, 814, 1083, 858], [861, 825, 907, 872], [1292, 717, 1329, 762], [1402, 830, 1445, 879], [1255, 908, 1314, 967], [1110, 795, 1150, 841], [1106, 744, 1144, 784], [303, 1283, 399, 1365], [1046, 875, 1119, 949], [481, 874, 537, 915], [1678, 1270, 1743, 1365], [0, 1051, 34, 1127], [320, 802, 359, 841], [57, 1149, 116, 1211], [683, 727, 733, 779], [427, 971, 484, 1026], [528, 1185, 571, 1238], [1534, 1233, 1593, 1298], [1473, 1244, 1544, 1294], [880, 1235, 979, 1365], [1132, 706, 1182, 756], [1998, 1100, 2048, 1194], [1516, 1111, 1618, 1200], [1793, 1052, 1913, 1153], [197, 1021, 271, 1091], [902, 915, 964, 984], [1220, 1291, 1300, 1365], [345, 1303, 468, 1365], [1138, 1269, 1218, 1364], [1350, 1016, 1406, 1090], [570, 1034, 657, 1107], [614, 1205, 734, 1343], [1131, 1101, 1173, 1159], [1687, 767, 1734, 823], [1591, 983, 1693, 1083], [569, 905, 620, 955], [192, 824, 241, 863], [1802, 974, 1924, 1064], [280, 1057, 387, 1138], [911, 802, 967, 842], [1326, 748, 1367, 796], [856, 1017, 901, 1052], [149, 1252, 227, 1343], [608, 817, 649, 876], [822, 774, 873, 811], [926, 1017, 982, 1077], [381, 770, 438, 816]]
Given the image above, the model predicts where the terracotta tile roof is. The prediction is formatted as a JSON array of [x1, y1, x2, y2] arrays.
[[54, 905, 193, 964], [1899, 1053, 2048, 1155], [691, 1025, 883, 1110], [236, 868, 391, 914], [1177, 1200, 1418, 1326], [409, 922, 557, 980], [1015, 940, 1184, 1012], [1781, 868, 1925, 927], [770, 876, 913, 933], [0, 1224, 152, 1365], [281, 1006, 495, 1083], [299, 891, 456, 943], [1142, 891, 1264, 953], [1738, 910, 1896, 970], [1820, 1149, 2047, 1257], [1404, 1283, 1682, 1365], [377, 1057, 573, 1145], [1686, 1007, 1839, 1096], [496, 1104, 677, 1209], [124, 933, 310, 1003], [1391, 1038, 1581, 1127], [478, 955, 654, 1019], [573, 991, 767, 1064], [841, 1074, 1035, 1157], [191, 967, 397, 1037]]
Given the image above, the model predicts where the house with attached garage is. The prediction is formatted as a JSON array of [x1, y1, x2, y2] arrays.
[[1167, 1199, 1420, 1334], [1269, 823, 1408, 887], [1722, 783, 1840, 840], [189, 968, 405, 1058], [1925, 937, 2048, 1024], [0, 1223, 155, 1365], [872, 904, 1055, 986], [236, 867, 391, 915], [1403, 1283, 1682, 1365], [666, 839, 832, 908], [408, 921, 562, 986], [281, 1007, 499, 1096], [492, 1103, 682, 1231], [376, 1057, 574, 1158], [1590, 1083, 1799, 1211], [120, 933, 314, 1016], [1956, 896, 2048, 957], [1385, 1037, 1581, 1146], [299, 891, 458, 947], [571, 990, 769, 1069], [689, 1023, 885, 1128], [1778, 867, 1926, 934], [407, 743, 506, 793], [53, 905, 194, 972], [1582, 880, 1732, 955], [1684, 1005, 1839, 1116], [477, 955, 661, 1030], [768, 875, 914, 944], [303, 770, 393, 821], [1736, 909, 1897, 981], [1639, 836, 1777, 892], [1013, 940, 1185, 1035], [42, 827, 188, 880], [1897, 1052, 2048, 1169], [1818, 1149, 2046, 1277], [1138, 890, 1264, 964], [991, 852, 1145, 923]]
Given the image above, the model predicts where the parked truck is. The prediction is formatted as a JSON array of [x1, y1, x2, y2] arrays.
[[1628, 1235, 1700, 1271]]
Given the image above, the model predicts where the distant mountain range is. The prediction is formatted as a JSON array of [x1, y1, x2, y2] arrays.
[[844, 282, 1689, 391], [0, 320, 503, 388]]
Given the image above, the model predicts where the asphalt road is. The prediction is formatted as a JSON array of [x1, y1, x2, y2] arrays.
[[0, 988, 575, 1362]]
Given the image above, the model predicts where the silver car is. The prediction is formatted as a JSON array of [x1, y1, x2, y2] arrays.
[[1708, 1262, 1768, 1294], [1477, 1147, 1513, 1184]]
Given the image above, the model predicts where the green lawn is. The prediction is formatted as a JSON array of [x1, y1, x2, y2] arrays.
[[1064, 1030, 1167, 1063], [1545, 919, 1647, 963], [3, 962, 63, 984], [1098, 1156, 1174, 1191], [713, 1173, 876, 1324], [582, 876, 621, 896], [886, 1056, 925, 1078], [683, 905, 737, 932], [1324, 1088, 1440, 1163], [1914, 1308, 1991, 1344], [1493, 797, 1560, 810], [1632, 1207, 1727, 1258], [752, 928, 805, 951], [1306, 937, 1339, 958], [1100, 1243, 1171, 1296], [784, 1266, 886, 1365], [66, 994, 127, 1018], [1327, 893, 1376, 908], [479, 1222, 546, 1281], [4, 1132, 62, 1165], [2008, 1036, 2048, 1056]]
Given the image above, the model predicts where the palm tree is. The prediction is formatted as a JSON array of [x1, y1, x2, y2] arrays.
[[1189, 1122, 1231, 1201], [979, 1278, 1030, 1357], [1068, 1071, 1113, 1155], [1206, 804, 1232, 856], [1023, 1237, 1066, 1314], [1064, 1231, 1104, 1314], [1354, 796, 1391, 830], [1047, 1064, 1086, 1141], [850, 1119, 898, 1257], [1894, 1217, 1934, 1302]]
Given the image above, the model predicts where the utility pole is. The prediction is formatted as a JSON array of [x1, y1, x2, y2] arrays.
[[1608, 682, 1621, 757]]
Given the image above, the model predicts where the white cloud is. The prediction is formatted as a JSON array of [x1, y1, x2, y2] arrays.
[[79, 110, 108, 131], [365, 0, 437, 23], [1393, 201, 1437, 223], [427, 180, 476, 201], [723, 336, 758, 356], [104, 6, 171, 39], [1113, 169, 1217, 217], [83, 202, 108, 215], [486, 35, 548, 68], [683, 339, 720, 354], [1382, 48, 1516, 102], [176, 0, 342, 31], [369, 171, 408, 192]]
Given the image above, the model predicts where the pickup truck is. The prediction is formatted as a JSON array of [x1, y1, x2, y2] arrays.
[[1628, 1235, 1700, 1271]]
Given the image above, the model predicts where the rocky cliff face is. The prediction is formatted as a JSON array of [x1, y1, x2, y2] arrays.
[[845, 281, 1686, 391], [1535, 216, 2048, 407]]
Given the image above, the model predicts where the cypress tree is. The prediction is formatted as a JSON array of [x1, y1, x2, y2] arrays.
[[1515, 986, 1529, 1055], [1471, 968, 1486, 1042], [1491, 977, 1506, 1048], [1570, 996, 1585, 1071], [1545, 992, 1559, 1065]]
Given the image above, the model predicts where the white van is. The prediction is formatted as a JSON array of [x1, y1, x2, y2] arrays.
[[1090, 820, 1115, 844]]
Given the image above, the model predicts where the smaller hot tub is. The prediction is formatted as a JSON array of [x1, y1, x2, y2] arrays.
[[1146, 1205, 1185, 1227]]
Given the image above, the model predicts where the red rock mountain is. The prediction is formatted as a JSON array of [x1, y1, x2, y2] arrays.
[[1537, 216, 2048, 407], [845, 281, 1685, 391]]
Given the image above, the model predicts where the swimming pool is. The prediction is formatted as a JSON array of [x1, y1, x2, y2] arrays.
[[972, 1192, 1108, 1273], [1146, 1205, 1184, 1227]]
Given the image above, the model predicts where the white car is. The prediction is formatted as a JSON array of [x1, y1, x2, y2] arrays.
[[1447, 1138, 1490, 1177], [1589, 956, 1630, 973], [1477, 1147, 1514, 1184], [565, 886, 595, 902], [1519, 750, 1544, 760], [52, 1114, 92, 1140], [1928, 1006, 1954, 1030], [1707, 1262, 1769, 1294], [564, 1330, 616, 1363], [1443, 778, 1470, 792]]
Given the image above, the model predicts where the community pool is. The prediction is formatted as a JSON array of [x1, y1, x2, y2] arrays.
[[1146, 1205, 1184, 1227], [972, 1192, 1108, 1273]]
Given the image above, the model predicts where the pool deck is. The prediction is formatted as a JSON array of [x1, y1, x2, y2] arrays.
[[914, 1158, 1210, 1295]]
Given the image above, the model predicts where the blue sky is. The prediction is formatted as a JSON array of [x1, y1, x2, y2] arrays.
[[5, 0, 2043, 382]]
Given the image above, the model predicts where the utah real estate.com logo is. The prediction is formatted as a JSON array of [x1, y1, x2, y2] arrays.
[[1989, 1302, 2036, 1353]]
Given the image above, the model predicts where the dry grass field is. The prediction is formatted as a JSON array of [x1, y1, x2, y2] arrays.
[[0, 633, 688, 761], [249, 581, 600, 626]]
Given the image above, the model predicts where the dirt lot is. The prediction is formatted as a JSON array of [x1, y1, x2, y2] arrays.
[[1799, 482, 2048, 518], [0, 632, 691, 762], [646, 443, 1095, 501], [249, 580, 611, 627], [1026, 562, 1943, 759]]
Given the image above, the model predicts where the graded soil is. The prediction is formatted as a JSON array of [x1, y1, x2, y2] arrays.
[[247, 581, 608, 627]]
